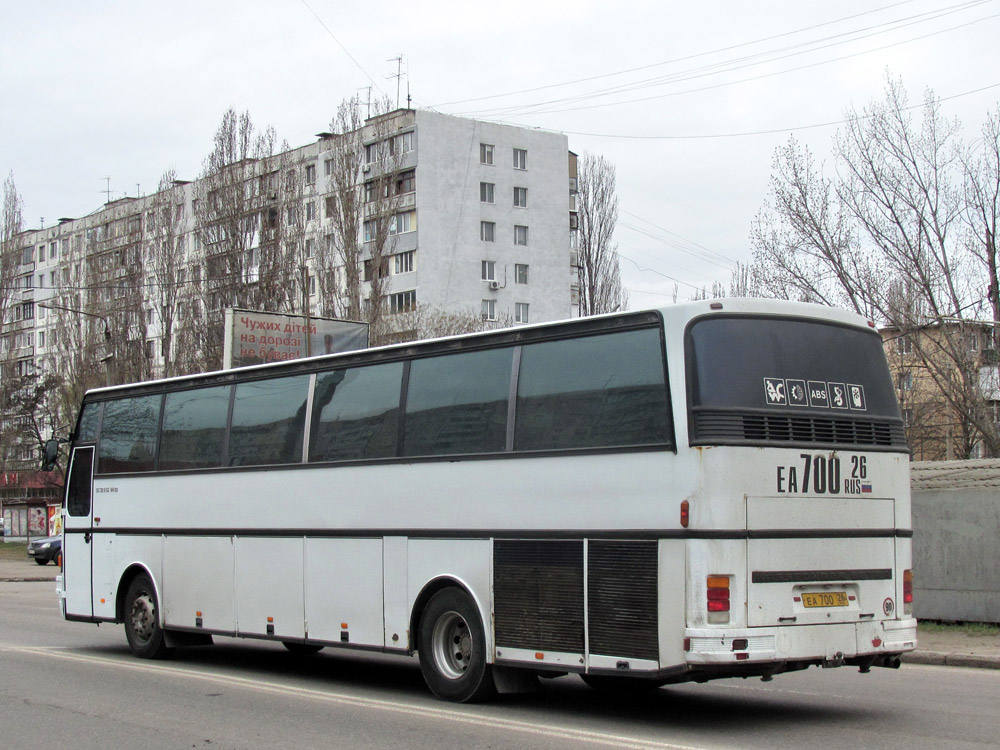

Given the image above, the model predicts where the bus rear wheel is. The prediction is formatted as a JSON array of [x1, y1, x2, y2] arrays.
[[418, 588, 496, 703], [123, 573, 172, 659]]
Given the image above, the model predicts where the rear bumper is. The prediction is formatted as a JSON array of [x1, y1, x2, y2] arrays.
[[685, 618, 917, 667]]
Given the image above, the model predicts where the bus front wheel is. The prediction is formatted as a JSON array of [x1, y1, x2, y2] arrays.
[[123, 574, 172, 659], [418, 588, 496, 703]]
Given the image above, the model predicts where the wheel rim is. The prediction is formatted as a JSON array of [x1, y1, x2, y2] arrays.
[[430, 610, 473, 680], [129, 590, 156, 644]]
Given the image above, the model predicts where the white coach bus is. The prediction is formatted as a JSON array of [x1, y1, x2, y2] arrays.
[[50, 299, 916, 702]]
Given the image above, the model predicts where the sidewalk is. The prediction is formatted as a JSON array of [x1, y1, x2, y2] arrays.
[[1, 555, 997, 669]]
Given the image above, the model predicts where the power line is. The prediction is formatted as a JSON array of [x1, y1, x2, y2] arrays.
[[298, 0, 385, 97], [428, 0, 927, 109], [559, 80, 1000, 140], [450, 1, 994, 119]]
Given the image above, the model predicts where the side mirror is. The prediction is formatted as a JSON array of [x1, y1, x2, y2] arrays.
[[41, 439, 60, 472]]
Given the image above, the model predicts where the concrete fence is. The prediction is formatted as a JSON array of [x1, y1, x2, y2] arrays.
[[911, 460, 1000, 624]]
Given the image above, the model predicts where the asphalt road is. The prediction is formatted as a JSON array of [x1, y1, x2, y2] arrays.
[[2, 580, 998, 750]]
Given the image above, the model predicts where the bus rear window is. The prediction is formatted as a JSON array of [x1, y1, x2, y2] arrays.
[[686, 316, 905, 450]]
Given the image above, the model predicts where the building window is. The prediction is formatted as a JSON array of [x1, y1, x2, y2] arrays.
[[513, 148, 527, 170], [898, 371, 913, 391], [309, 275, 317, 296], [480, 143, 494, 165], [514, 225, 528, 246], [481, 260, 496, 281], [396, 169, 415, 195], [364, 258, 389, 281], [324, 158, 334, 176], [394, 251, 415, 274], [480, 182, 495, 204], [50, 241, 58, 259], [481, 299, 496, 321], [390, 210, 416, 234], [514, 187, 527, 208], [306, 238, 315, 258], [38, 245, 45, 262], [480, 221, 495, 242], [21, 247, 32, 265], [363, 220, 376, 243], [305, 164, 316, 185], [286, 206, 298, 226], [325, 195, 337, 217], [515, 263, 528, 284], [391, 131, 414, 155], [515, 303, 529, 323], [390, 290, 416, 314], [306, 202, 316, 221], [895, 334, 913, 355]]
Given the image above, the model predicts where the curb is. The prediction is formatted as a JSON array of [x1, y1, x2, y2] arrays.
[[0, 577, 57, 583], [902, 651, 1000, 670]]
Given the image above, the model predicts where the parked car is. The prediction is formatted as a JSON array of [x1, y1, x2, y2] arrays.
[[27, 535, 61, 565]]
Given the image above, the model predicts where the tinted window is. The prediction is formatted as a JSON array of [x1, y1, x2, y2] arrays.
[[97, 395, 161, 473], [309, 363, 402, 462], [403, 348, 513, 456], [514, 329, 671, 451], [159, 385, 231, 470], [686, 317, 899, 417], [229, 375, 310, 466], [66, 446, 94, 517], [76, 403, 101, 443]]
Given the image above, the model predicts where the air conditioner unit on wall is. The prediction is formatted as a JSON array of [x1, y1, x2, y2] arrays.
[[489, 281, 500, 290]]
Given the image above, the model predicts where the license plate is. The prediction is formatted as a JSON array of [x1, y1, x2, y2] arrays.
[[802, 591, 848, 608]]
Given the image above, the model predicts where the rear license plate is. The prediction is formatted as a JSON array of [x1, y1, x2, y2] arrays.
[[802, 591, 848, 608]]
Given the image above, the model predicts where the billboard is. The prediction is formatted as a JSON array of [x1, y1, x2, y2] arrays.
[[223, 309, 368, 369]]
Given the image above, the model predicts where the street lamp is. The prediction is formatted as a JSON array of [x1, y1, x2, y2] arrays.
[[37, 302, 115, 386]]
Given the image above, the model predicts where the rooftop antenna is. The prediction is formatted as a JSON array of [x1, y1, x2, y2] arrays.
[[102, 177, 112, 203], [357, 85, 372, 119], [387, 55, 403, 109]]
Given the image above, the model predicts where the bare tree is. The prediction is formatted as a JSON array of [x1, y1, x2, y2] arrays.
[[146, 170, 188, 377], [576, 153, 628, 315], [189, 108, 277, 370], [317, 96, 408, 343], [749, 75, 999, 458]]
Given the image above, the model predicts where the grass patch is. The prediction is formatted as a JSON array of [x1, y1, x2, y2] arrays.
[[920, 620, 1000, 637], [0, 541, 29, 560]]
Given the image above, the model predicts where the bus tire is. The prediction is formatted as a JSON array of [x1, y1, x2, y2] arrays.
[[418, 588, 496, 703], [282, 641, 324, 654], [124, 574, 172, 659]]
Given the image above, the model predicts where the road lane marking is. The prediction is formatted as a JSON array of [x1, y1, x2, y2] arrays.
[[9, 646, 720, 750]]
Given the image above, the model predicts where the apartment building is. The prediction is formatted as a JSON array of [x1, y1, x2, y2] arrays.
[[0, 109, 579, 528], [882, 321, 1000, 460]]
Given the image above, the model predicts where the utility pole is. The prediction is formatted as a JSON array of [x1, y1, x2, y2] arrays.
[[301, 265, 312, 357]]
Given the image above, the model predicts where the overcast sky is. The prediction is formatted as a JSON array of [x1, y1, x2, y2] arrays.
[[2, 0, 998, 307]]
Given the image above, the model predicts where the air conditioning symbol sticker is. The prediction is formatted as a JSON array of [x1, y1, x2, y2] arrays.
[[764, 378, 786, 405]]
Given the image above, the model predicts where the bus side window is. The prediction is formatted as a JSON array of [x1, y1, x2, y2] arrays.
[[402, 347, 513, 457], [514, 328, 672, 451], [76, 403, 101, 443], [229, 375, 311, 466], [159, 385, 231, 471], [97, 395, 161, 474], [309, 362, 403, 462]]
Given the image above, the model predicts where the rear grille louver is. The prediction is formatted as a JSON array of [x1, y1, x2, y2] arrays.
[[692, 410, 906, 450]]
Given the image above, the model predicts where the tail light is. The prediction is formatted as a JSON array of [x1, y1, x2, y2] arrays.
[[903, 569, 913, 615], [707, 575, 730, 624]]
